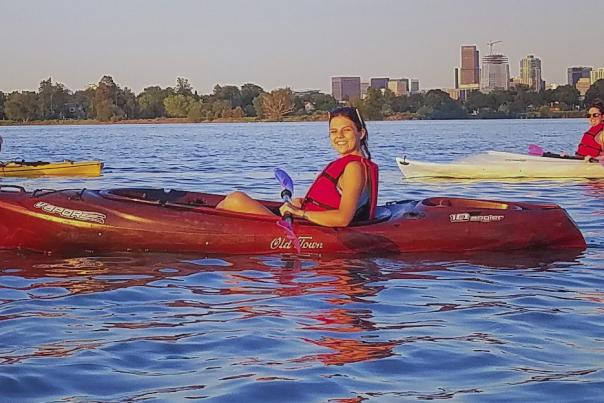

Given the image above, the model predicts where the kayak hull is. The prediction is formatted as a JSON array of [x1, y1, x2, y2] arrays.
[[0, 160, 103, 177], [0, 187, 586, 254], [397, 151, 604, 179]]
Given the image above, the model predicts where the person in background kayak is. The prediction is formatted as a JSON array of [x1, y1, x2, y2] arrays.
[[575, 100, 604, 160], [216, 106, 378, 227]]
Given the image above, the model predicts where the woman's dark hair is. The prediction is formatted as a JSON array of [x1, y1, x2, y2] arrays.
[[328, 106, 372, 160], [589, 99, 604, 114]]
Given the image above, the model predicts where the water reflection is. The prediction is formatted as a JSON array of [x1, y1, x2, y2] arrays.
[[0, 249, 585, 371]]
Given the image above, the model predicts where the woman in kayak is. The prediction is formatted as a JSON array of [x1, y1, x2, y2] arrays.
[[216, 106, 378, 227], [575, 100, 604, 160]]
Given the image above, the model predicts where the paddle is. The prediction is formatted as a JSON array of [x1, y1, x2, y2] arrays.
[[274, 168, 301, 253], [527, 144, 603, 163]]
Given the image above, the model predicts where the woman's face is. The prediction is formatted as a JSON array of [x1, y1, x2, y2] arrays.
[[329, 115, 364, 156], [588, 107, 603, 127]]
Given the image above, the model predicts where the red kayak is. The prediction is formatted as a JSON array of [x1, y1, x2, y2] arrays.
[[0, 186, 586, 255]]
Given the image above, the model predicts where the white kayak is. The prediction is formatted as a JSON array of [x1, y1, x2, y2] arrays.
[[396, 151, 604, 179]]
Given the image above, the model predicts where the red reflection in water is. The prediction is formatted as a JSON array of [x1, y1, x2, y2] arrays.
[[296, 337, 398, 366], [0, 250, 582, 367]]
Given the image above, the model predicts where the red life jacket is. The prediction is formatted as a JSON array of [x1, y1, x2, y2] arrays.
[[576, 122, 604, 157], [302, 154, 379, 221]]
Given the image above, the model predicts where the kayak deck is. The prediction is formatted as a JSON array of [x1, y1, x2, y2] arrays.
[[0, 160, 103, 177], [397, 151, 604, 179]]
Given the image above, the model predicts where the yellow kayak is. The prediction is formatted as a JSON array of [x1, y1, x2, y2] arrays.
[[0, 160, 103, 177]]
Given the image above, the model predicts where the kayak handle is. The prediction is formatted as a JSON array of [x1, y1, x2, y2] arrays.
[[0, 185, 26, 193]]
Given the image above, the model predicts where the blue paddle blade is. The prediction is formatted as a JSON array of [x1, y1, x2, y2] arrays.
[[274, 168, 294, 194]]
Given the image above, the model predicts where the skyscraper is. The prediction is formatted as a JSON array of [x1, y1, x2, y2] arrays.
[[370, 78, 389, 90], [567, 67, 592, 87], [591, 68, 604, 84], [481, 54, 510, 93], [387, 79, 409, 96], [331, 77, 361, 101], [520, 55, 544, 91], [460, 45, 480, 88]]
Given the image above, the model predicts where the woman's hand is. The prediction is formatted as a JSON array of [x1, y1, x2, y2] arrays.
[[291, 197, 304, 208], [279, 202, 304, 219]]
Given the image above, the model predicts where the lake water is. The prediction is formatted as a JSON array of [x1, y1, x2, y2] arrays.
[[0, 120, 603, 402]]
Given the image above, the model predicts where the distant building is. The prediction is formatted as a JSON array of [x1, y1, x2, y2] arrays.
[[591, 68, 604, 84], [576, 77, 591, 96], [360, 82, 369, 99], [409, 79, 420, 94], [520, 55, 544, 91], [509, 77, 523, 88], [304, 101, 316, 113], [387, 79, 409, 96], [331, 77, 361, 101], [370, 78, 389, 90], [460, 45, 480, 87], [567, 67, 592, 87], [481, 54, 510, 93], [447, 88, 475, 102], [447, 88, 461, 100]]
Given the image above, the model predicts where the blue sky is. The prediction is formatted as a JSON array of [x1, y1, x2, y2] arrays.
[[1, 0, 602, 94]]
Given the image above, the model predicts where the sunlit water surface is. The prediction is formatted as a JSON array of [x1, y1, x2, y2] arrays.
[[0, 120, 602, 402]]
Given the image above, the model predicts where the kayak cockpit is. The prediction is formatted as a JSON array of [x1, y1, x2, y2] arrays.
[[99, 188, 226, 208], [98, 188, 395, 226]]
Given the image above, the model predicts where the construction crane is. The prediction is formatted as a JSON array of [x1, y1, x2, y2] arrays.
[[487, 40, 502, 55]]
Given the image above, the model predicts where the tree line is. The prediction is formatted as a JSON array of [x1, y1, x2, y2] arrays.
[[1, 75, 604, 123], [353, 80, 604, 120], [0, 76, 338, 123]]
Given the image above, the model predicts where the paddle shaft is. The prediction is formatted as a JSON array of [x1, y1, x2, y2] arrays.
[[281, 188, 294, 225]]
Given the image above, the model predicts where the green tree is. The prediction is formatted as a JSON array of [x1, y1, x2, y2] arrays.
[[210, 100, 232, 118], [72, 88, 96, 119], [187, 101, 208, 122], [465, 91, 493, 114], [584, 79, 604, 106], [38, 78, 70, 119], [117, 87, 138, 119], [390, 94, 410, 113], [294, 90, 338, 113], [93, 75, 122, 121], [240, 83, 264, 116], [422, 89, 467, 119], [4, 91, 40, 121], [253, 95, 264, 118], [212, 85, 242, 107], [359, 87, 384, 120], [310, 92, 338, 111], [137, 86, 170, 119], [175, 77, 194, 97], [163, 94, 195, 117], [407, 93, 424, 113], [555, 85, 580, 109], [0, 91, 5, 119]]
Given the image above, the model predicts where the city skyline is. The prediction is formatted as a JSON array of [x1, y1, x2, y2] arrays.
[[1, 0, 603, 94]]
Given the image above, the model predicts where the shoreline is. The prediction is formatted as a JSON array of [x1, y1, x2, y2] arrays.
[[0, 111, 584, 127]]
